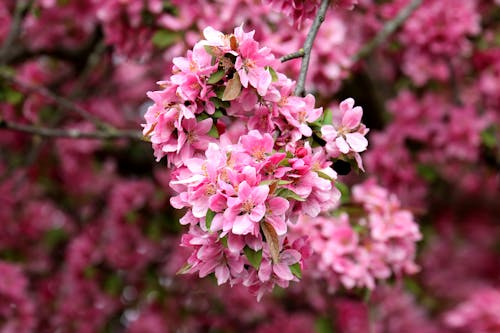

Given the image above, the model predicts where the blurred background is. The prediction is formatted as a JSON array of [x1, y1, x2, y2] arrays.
[[0, 0, 498, 332]]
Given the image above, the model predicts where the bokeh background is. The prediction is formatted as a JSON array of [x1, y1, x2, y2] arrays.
[[0, 0, 498, 332]]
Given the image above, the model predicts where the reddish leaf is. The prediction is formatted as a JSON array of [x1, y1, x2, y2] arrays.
[[261, 221, 280, 263]]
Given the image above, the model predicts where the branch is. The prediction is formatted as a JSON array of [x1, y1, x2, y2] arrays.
[[294, 0, 330, 96], [280, 49, 305, 63], [0, 71, 113, 130], [0, 119, 144, 141], [352, 0, 422, 63], [0, 0, 34, 65]]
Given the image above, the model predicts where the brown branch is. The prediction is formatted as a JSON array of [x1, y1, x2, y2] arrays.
[[294, 0, 330, 96], [0, 0, 34, 65], [0, 70, 114, 130], [0, 119, 144, 141], [352, 0, 422, 63]]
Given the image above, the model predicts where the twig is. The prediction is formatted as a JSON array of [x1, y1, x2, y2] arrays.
[[280, 49, 305, 63], [0, 71, 113, 130], [352, 0, 422, 63], [447, 59, 463, 106], [294, 0, 330, 96], [0, 0, 34, 65], [0, 120, 144, 141]]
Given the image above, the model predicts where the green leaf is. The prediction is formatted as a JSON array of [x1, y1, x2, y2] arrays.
[[481, 127, 497, 149], [261, 222, 280, 263], [152, 29, 178, 49], [260, 179, 275, 186], [212, 110, 224, 119], [416, 164, 438, 182], [204, 45, 219, 57], [208, 69, 226, 84], [275, 188, 305, 201], [317, 170, 334, 181], [334, 181, 350, 203], [289, 263, 302, 279], [220, 236, 228, 248], [222, 72, 242, 101], [104, 274, 123, 296], [244, 247, 263, 269], [322, 108, 333, 125], [315, 316, 335, 333], [215, 86, 225, 99], [266, 66, 278, 82], [43, 228, 67, 248], [206, 209, 216, 229], [207, 125, 219, 139]]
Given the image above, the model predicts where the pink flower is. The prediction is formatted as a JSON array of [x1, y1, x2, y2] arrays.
[[321, 98, 368, 155], [224, 181, 270, 236]]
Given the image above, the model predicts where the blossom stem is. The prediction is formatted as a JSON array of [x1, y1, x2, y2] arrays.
[[0, 119, 144, 140], [352, 0, 422, 63], [294, 0, 330, 97]]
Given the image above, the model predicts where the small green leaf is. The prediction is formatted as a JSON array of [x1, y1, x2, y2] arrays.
[[222, 72, 242, 101], [204, 45, 219, 57], [212, 110, 224, 119], [289, 263, 302, 279], [481, 127, 497, 149], [104, 274, 123, 296], [322, 108, 333, 125], [317, 170, 334, 181], [208, 69, 226, 84], [206, 209, 216, 229], [244, 247, 263, 269], [315, 316, 335, 333], [260, 179, 275, 186], [417, 164, 438, 182], [334, 181, 350, 203], [275, 188, 305, 201], [215, 86, 225, 99], [266, 66, 278, 82], [261, 222, 280, 263], [208, 125, 219, 139], [152, 29, 178, 48]]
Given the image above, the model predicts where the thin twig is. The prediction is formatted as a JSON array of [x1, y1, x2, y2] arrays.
[[294, 0, 330, 96], [280, 49, 305, 63], [0, 120, 144, 141], [352, 0, 422, 63], [0, 0, 34, 65], [0, 71, 113, 130]]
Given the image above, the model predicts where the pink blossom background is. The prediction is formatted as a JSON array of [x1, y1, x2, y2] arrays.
[[0, 0, 498, 332]]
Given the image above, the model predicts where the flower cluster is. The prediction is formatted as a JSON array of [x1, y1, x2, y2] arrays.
[[292, 179, 421, 291], [262, 0, 358, 28], [444, 288, 500, 333], [143, 25, 369, 297]]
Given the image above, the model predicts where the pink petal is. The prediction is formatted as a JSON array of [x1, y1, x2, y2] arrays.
[[267, 197, 289, 215], [266, 216, 287, 236], [251, 185, 270, 204], [232, 215, 253, 235], [336, 136, 350, 154], [321, 125, 338, 140], [250, 203, 266, 222], [273, 263, 294, 281], [342, 106, 363, 129], [215, 265, 230, 285], [345, 132, 368, 152]]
